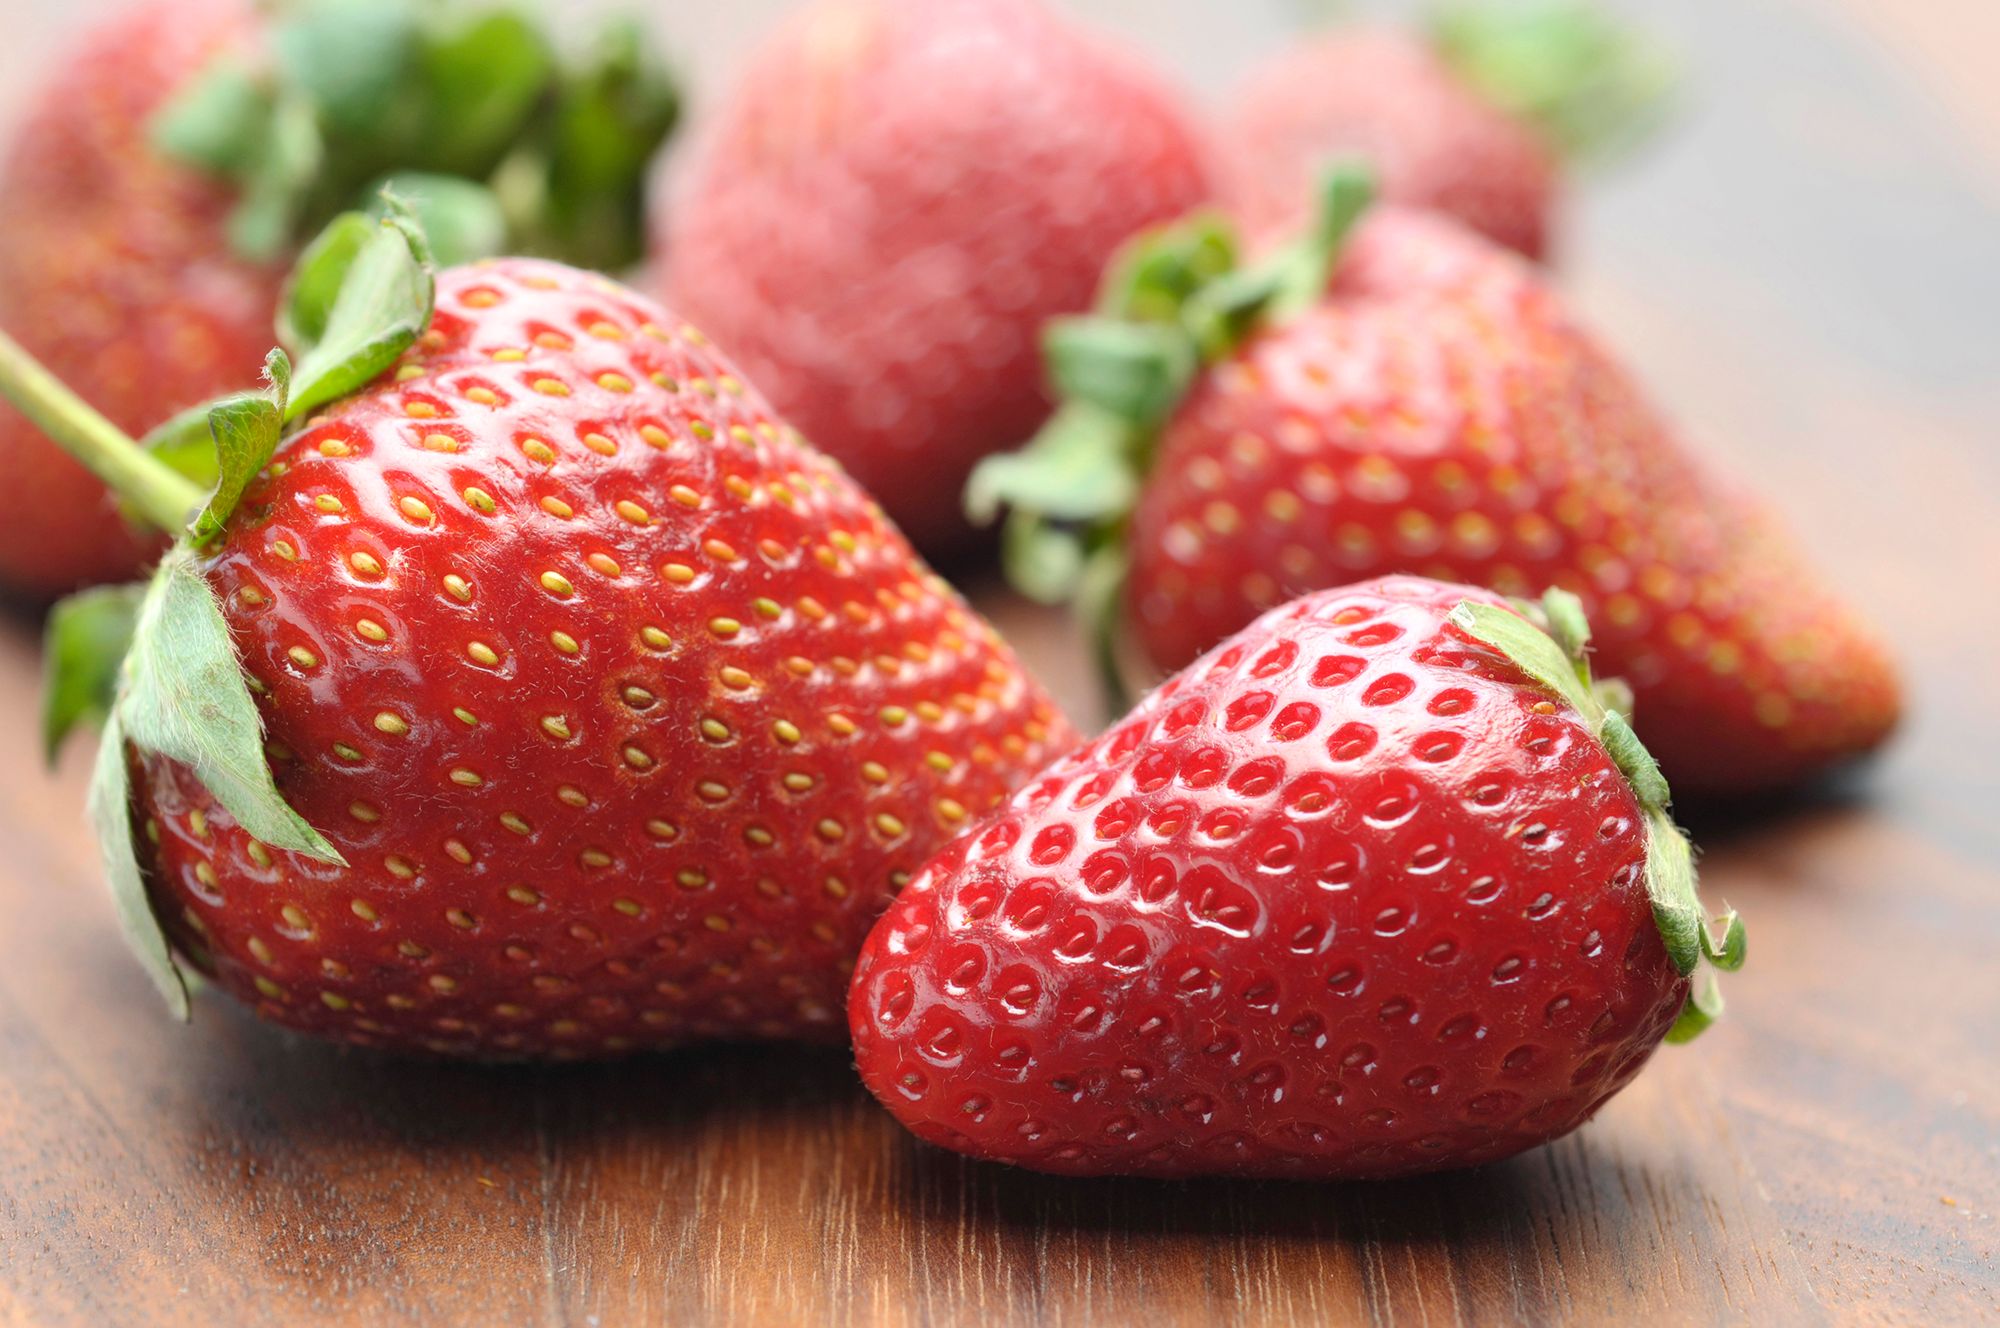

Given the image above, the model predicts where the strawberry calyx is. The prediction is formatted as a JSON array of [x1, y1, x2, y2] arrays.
[[1447, 588, 1744, 1041], [1428, 0, 1678, 166], [0, 207, 441, 1016], [969, 166, 1375, 702], [151, 1, 677, 269]]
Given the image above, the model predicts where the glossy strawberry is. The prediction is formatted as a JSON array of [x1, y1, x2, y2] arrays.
[[851, 577, 1739, 1179], [655, 0, 1215, 559], [974, 177, 1899, 794], [13, 218, 1074, 1058], [0, 0, 677, 599], [1225, 5, 1673, 259]]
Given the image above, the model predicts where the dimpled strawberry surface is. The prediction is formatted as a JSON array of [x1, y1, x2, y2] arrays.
[[134, 258, 1077, 1058], [851, 577, 1688, 1178]]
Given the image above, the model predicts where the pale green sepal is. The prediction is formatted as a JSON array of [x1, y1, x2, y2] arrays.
[[89, 712, 192, 1021], [1642, 807, 1701, 978], [42, 584, 145, 763], [1664, 973, 1723, 1044], [119, 549, 345, 865]]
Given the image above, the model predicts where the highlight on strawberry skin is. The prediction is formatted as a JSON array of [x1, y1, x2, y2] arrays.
[[850, 577, 1743, 1180]]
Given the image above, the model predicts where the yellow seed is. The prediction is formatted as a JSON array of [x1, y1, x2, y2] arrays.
[[725, 475, 755, 500], [622, 686, 656, 708], [314, 494, 344, 513], [623, 746, 653, 769], [875, 813, 906, 837], [541, 715, 572, 739], [772, 720, 802, 745], [677, 869, 708, 890], [588, 321, 624, 340], [500, 812, 531, 835], [716, 668, 752, 691], [374, 712, 409, 736], [239, 586, 267, 606], [613, 897, 642, 916], [280, 904, 311, 931], [398, 496, 433, 523], [443, 574, 473, 601], [466, 641, 500, 666], [925, 751, 953, 772], [445, 839, 473, 864], [541, 496, 574, 519], [704, 539, 738, 562], [663, 563, 695, 584], [616, 499, 650, 524], [697, 781, 730, 802], [273, 539, 299, 562], [816, 819, 845, 841], [828, 715, 858, 737], [453, 707, 478, 726], [785, 656, 815, 677], [333, 743, 362, 762], [640, 424, 672, 448], [783, 773, 814, 793], [533, 378, 570, 397], [670, 484, 702, 508], [423, 433, 459, 453], [507, 886, 542, 905], [880, 706, 909, 727], [581, 849, 614, 869], [464, 387, 499, 406], [597, 373, 634, 393], [700, 719, 731, 742], [861, 761, 890, 784], [582, 432, 616, 456], [753, 597, 782, 620], [287, 646, 319, 669], [318, 438, 352, 456], [356, 619, 388, 642], [709, 617, 741, 638], [647, 819, 678, 841], [540, 571, 574, 596], [385, 856, 415, 880], [492, 347, 525, 361], [449, 768, 482, 787], [703, 915, 730, 933], [587, 553, 621, 576], [349, 551, 383, 577], [549, 630, 580, 654], [321, 991, 351, 1011], [446, 908, 476, 930], [254, 976, 285, 999], [522, 438, 557, 465], [245, 841, 272, 869], [462, 487, 496, 514], [640, 626, 672, 651], [247, 937, 274, 964], [937, 798, 967, 823]]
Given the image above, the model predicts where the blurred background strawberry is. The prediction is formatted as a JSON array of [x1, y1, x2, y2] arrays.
[[0, 0, 676, 599]]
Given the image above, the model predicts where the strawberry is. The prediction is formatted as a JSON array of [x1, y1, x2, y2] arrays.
[[1225, 2, 1676, 258], [851, 576, 1743, 1179], [971, 172, 1899, 794], [7, 209, 1075, 1058], [0, 0, 678, 600], [654, 0, 1216, 560]]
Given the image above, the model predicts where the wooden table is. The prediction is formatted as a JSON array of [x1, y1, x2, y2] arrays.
[[2, 1, 1997, 1323]]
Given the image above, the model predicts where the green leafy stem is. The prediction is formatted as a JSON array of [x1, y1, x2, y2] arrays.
[[1448, 589, 1745, 1042], [151, 0, 678, 269], [0, 206, 441, 1015]]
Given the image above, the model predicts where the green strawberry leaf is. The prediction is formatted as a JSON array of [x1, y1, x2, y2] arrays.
[[1044, 318, 1196, 428], [967, 405, 1139, 529], [284, 207, 435, 421], [42, 584, 145, 763], [1703, 908, 1747, 972], [414, 9, 554, 171], [149, 57, 269, 173], [140, 403, 225, 491], [225, 93, 325, 265], [1641, 808, 1701, 977], [189, 350, 291, 546], [120, 549, 344, 865], [1599, 710, 1670, 809], [1095, 212, 1237, 323], [89, 712, 191, 1021], [1446, 599, 1603, 725], [271, 0, 419, 140], [1664, 973, 1723, 1045], [368, 172, 507, 266], [278, 211, 376, 354]]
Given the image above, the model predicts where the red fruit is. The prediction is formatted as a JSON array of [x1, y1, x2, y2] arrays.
[[656, 0, 1216, 559], [124, 258, 1074, 1057], [977, 181, 1898, 794], [1223, 7, 1674, 259], [0, 1, 269, 595], [852, 577, 1734, 1179], [1227, 28, 1556, 257]]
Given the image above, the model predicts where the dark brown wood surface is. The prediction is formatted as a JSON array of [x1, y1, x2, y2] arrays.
[[2, 1, 1998, 1324]]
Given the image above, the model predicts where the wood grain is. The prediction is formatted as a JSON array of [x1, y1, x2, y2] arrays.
[[3, 0, 2000, 1324]]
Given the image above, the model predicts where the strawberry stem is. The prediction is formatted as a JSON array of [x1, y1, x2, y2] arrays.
[[0, 326, 203, 535]]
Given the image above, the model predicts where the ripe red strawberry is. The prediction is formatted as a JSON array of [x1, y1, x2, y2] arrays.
[[655, 0, 1216, 560], [973, 175, 1899, 794], [851, 577, 1741, 1179], [1225, 4, 1675, 258], [0, 0, 678, 600], [9, 214, 1075, 1058]]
